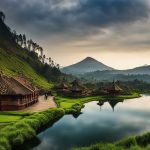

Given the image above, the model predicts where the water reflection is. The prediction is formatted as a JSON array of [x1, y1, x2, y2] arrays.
[[31, 95, 150, 150], [97, 99, 124, 112]]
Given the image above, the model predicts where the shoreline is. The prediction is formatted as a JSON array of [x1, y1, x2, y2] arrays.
[[0, 93, 140, 150]]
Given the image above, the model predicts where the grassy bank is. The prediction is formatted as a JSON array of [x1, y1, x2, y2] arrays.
[[55, 93, 140, 114], [72, 132, 150, 150], [0, 108, 65, 150], [0, 112, 33, 130], [55, 96, 101, 114]]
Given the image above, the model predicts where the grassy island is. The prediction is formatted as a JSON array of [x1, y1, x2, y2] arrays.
[[55, 92, 140, 114]]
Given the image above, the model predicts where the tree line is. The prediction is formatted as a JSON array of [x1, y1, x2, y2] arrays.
[[0, 11, 5, 21], [0, 11, 63, 83], [0, 11, 59, 69]]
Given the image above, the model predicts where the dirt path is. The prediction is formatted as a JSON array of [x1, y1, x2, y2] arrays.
[[21, 96, 57, 112]]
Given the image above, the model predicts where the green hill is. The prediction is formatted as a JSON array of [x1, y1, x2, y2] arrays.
[[0, 16, 61, 90], [0, 47, 52, 89]]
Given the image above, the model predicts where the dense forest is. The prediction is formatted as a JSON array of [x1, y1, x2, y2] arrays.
[[0, 11, 69, 89]]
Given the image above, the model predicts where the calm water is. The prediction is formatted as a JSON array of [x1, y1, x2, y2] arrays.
[[32, 95, 150, 150]]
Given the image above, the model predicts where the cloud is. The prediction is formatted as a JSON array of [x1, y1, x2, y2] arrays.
[[0, 0, 149, 37], [1, 0, 150, 69]]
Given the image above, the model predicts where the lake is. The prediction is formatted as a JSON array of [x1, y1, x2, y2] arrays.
[[32, 95, 150, 150]]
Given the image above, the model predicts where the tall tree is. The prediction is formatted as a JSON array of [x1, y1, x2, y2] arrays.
[[40, 47, 43, 57], [49, 57, 52, 66], [19, 34, 23, 47], [56, 64, 60, 69], [23, 34, 26, 48], [0, 11, 5, 21], [43, 55, 46, 64]]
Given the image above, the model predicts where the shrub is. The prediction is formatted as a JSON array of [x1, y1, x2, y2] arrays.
[[0, 108, 65, 150], [136, 132, 150, 147], [0, 137, 10, 150], [116, 137, 137, 148]]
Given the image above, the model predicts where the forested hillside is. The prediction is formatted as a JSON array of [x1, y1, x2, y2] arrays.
[[0, 11, 63, 90]]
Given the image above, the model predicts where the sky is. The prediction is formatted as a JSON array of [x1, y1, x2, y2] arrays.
[[0, 0, 150, 69]]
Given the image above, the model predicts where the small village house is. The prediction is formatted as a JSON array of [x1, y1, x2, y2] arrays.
[[107, 81, 123, 95], [0, 73, 39, 111], [71, 80, 83, 94]]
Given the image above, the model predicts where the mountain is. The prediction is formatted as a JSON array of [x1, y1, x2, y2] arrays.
[[61, 57, 114, 74], [0, 16, 63, 90], [120, 65, 150, 75]]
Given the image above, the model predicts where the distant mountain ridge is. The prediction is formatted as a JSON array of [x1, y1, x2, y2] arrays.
[[119, 65, 150, 75], [62, 57, 150, 75], [61, 57, 114, 74]]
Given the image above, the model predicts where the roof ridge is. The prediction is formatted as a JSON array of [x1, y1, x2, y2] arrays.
[[12, 77, 34, 92]]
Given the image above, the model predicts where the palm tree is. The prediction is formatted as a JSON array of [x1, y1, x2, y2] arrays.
[[19, 34, 23, 47], [16, 35, 19, 43], [51, 60, 54, 67], [40, 47, 43, 57], [0, 11, 5, 21], [48, 57, 52, 66], [56, 64, 60, 69], [32, 42, 37, 52], [29, 39, 33, 51], [23, 34, 26, 48], [12, 30, 17, 43], [43, 55, 46, 64]]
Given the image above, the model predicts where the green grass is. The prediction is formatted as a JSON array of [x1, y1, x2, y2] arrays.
[[72, 132, 150, 150], [0, 112, 33, 129], [0, 108, 65, 150], [0, 48, 52, 90], [56, 96, 101, 109], [0, 115, 22, 123], [72, 143, 150, 150], [55, 93, 140, 114], [55, 96, 103, 114]]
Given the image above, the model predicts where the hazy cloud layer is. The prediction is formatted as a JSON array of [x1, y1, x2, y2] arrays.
[[0, 0, 150, 68]]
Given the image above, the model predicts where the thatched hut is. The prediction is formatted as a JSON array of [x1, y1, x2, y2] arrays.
[[0, 74, 39, 111], [71, 80, 83, 94], [107, 81, 123, 95]]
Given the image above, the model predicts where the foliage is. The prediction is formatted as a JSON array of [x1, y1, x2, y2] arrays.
[[0, 12, 66, 89], [73, 133, 150, 150], [0, 48, 52, 89], [79, 70, 150, 83], [0, 115, 22, 123], [0, 108, 65, 150]]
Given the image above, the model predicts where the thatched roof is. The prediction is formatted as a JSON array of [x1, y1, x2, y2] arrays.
[[0, 74, 36, 95], [56, 82, 68, 89], [71, 80, 83, 92], [108, 81, 123, 92]]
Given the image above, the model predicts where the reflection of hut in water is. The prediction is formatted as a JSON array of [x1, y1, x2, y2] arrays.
[[107, 81, 123, 96], [108, 99, 124, 112]]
